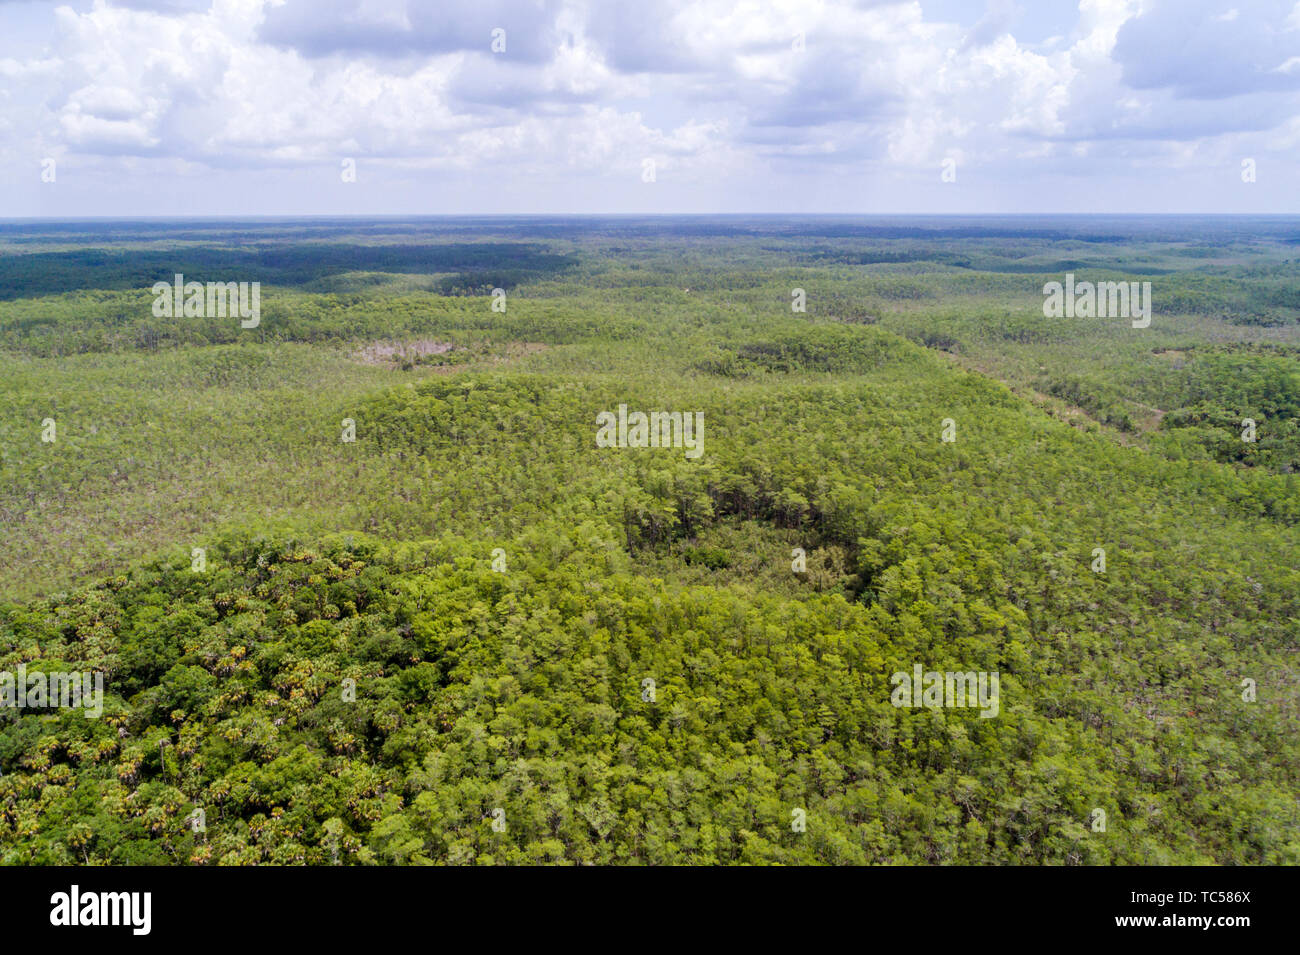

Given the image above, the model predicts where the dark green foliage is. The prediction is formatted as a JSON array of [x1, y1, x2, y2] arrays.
[[0, 243, 577, 301]]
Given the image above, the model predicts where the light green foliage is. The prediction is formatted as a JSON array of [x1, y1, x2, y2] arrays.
[[0, 218, 1296, 865]]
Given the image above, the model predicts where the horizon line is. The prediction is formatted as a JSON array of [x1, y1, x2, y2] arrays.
[[4, 212, 1300, 223]]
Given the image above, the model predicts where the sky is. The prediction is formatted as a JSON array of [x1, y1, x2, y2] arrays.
[[0, 0, 1298, 216]]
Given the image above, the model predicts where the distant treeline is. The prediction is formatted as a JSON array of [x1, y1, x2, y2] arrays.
[[0, 243, 578, 300]]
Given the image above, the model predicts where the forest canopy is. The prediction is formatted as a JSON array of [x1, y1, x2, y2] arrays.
[[1, 217, 1296, 865]]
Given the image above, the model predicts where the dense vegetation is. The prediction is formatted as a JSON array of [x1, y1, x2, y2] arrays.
[[0, 241, 578, 301], [1, 217, 1296, 865]]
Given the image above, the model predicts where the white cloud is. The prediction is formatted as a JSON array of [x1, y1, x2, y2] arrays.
[[0, 0, 1296, 212]]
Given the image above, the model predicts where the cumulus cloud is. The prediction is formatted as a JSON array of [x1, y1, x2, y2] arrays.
[[258, 0, 562, 63], [0, 0, 1296, 212], [1113, 0, 1300, 98]]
